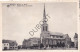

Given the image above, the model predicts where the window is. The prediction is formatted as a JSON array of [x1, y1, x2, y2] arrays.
[[46, 39, 49, 45], [43, 26, 47, 31], [60, 36, 63, 38], [46, 26, 47, 31], [53, 40, 56, 45], [13, 47, 14, 49], [15, 47, 17, 48], [43, 26, 44, 31]]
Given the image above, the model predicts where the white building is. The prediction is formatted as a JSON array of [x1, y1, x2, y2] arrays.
[[2, 40, 18, 50], [2, 43, 9, 50]]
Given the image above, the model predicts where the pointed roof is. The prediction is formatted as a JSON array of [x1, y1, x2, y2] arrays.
[[43, 4, 46, 19], [43, 4, 47, 23]]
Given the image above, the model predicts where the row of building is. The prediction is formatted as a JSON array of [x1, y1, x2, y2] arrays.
[[2, 33, 78, 50]]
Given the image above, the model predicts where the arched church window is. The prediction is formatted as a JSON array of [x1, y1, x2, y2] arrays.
[[43, 26, 44, 31], [46, 26, 47, 31]]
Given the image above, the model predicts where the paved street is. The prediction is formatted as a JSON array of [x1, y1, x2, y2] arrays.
[[3, 48, 77, 51]]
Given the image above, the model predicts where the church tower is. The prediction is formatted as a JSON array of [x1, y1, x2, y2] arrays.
[[41, 4, 48, 32], [40, 4, 50, 43]]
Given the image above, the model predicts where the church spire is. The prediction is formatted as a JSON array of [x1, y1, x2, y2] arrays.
[[43, 4, 47, 23]]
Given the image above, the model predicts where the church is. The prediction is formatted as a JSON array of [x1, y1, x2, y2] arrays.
[[40, 4, 71, 48], [22, 4, 72, 49]]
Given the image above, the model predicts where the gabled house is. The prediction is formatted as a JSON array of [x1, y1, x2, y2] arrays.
[[2, 39, 18, 50]]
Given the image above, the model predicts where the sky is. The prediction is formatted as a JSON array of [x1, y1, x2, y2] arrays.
[[2, 2, 77, 45]]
